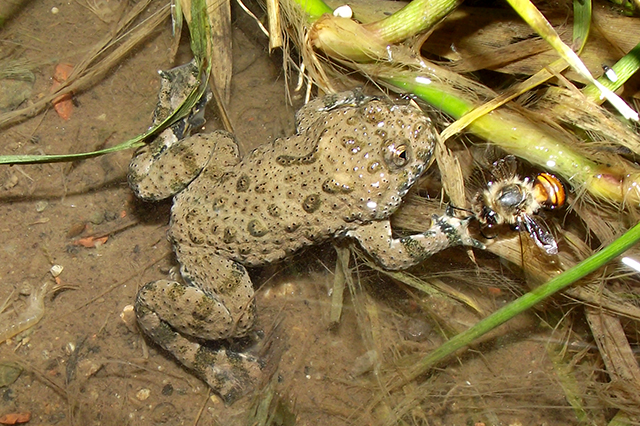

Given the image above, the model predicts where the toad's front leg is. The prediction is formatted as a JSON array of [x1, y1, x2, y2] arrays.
[[134, 248, 260, 403], [348, 212, 483, 270]]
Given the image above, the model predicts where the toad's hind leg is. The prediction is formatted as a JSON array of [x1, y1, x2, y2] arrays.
[[135, 252, 260, 403]]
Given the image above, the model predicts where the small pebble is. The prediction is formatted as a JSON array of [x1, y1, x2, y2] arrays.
[[3, 174, 18, 190], [352, 349, 378, 376], [51, 6, 59, 14], [333, 4, 353, 18], [89, 211, 106, 225], [161, 383, 173, 396], [120, 305, 138, 332], [18, 284, 32, 296], [50, 264, 64, 278], [66, 222, 87, 238], [35, 200, 48, 212], [77, 358, 102, 378], [136, 388, 151, 401], [2, 388, 16, 402]]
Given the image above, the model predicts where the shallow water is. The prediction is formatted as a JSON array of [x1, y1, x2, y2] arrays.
[[0, 1, 604, 424]]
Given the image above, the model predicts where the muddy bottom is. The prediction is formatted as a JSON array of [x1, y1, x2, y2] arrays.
[[0, 1, 602, 425]]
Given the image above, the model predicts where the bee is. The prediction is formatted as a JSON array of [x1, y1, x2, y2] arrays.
[[472, 156, 566, 255]]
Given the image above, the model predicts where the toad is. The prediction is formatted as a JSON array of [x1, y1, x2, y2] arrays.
[[129, 85, 480, 402]]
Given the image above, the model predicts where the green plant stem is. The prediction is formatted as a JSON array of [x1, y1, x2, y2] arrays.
[[582, 41, 640, 104], [364, 0, 461, 43], [388, 74, 636, 203], [400, 219, 640, 384], [295, 0, 640, 203], [292, 0, 332, 20], [305, 0, 460, 63]]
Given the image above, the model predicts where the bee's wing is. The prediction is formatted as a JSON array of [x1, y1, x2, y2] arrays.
[[519, 214, 558, 255], [516, 220, 562, 288], [491, 155, 518, 182]]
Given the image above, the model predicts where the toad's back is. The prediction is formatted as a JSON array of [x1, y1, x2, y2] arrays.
[[169, 97, 437, 266]]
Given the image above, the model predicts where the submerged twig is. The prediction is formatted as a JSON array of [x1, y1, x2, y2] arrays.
[[0, 280, 51, 343]]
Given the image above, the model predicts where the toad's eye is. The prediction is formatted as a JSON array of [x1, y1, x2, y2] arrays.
[[383, 141, 411, 169], [394, 145, 408, 165]]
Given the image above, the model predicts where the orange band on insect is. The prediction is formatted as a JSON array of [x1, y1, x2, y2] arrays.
[[533, 172, 566, 209]]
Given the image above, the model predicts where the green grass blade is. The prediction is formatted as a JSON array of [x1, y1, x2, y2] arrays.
[[0, 138, 146, 164], [188, 0, 212, 69], [506, 0, 637, 120], [582, 41, 640, 103], [572, 0, 591, 52], [398, 220, 640, 384], [0, 78, 203, 165]]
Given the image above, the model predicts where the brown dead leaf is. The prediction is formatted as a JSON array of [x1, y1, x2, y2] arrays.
[[74, 235, 109, 248], [51, 63, 74, 120], [0, 412, 31, 425]]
